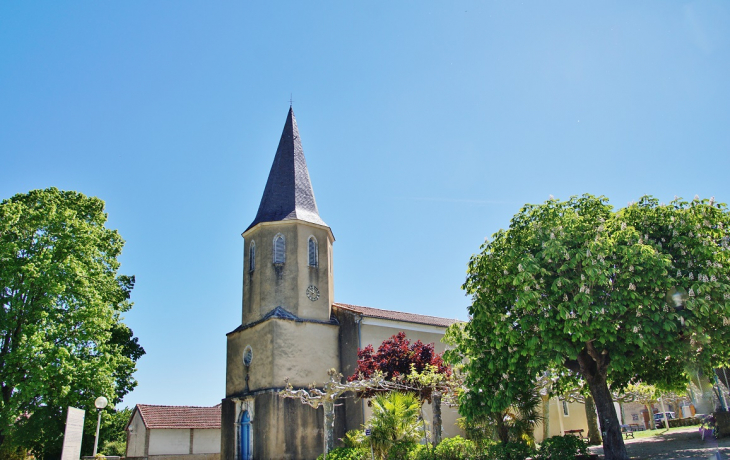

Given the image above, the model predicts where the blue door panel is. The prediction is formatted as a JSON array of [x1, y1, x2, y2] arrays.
[[240, 411, 252, 460]]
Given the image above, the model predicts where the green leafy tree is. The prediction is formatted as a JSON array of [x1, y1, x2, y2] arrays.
[[453, 195, 730, 460], [0, 188, 144, 458], [98, 407, 133, 456], [445, 324, 543, 447]]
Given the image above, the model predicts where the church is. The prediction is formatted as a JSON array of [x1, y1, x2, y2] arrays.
[[124, 108, 605, 460], [124, 108, 609, 460], [219, 107, 462, 460]]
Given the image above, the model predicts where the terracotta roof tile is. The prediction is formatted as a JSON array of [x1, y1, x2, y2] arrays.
[[136, 404, 221, 429], [333, 303, 459, 328]]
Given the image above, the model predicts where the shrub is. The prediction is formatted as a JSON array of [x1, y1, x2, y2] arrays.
[[342, 430, 367, 449], [537, 435, 588, 460], [0, 444, 27, 460], [101, 439, 126, 456], [485, 441, 537, 460], [433, 436, 477, 460], [387, 441, 417, 460], [317, 446, 369, 460], [409, 444, 436, 460]]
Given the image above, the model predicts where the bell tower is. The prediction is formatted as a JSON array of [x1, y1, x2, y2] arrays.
[[221, 108, 340, 460], [240, 106, 335, 325]]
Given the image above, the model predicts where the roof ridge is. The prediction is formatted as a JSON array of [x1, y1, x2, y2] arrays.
[[134, 404, 222, 430], [333, 302, 453, 319], [333, 302, 460, 327], [138, 403, 218, 408]]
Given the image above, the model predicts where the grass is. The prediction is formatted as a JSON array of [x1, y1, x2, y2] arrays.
[[627, 424, 701, 440]]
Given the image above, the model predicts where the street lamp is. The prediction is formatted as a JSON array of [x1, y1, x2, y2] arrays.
[[93, 396, 108, 457]]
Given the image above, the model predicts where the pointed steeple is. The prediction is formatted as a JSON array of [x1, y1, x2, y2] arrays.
[[245, 107, 327, 232]]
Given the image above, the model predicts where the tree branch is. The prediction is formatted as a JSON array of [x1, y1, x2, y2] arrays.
[[564, 359, 580, 373]]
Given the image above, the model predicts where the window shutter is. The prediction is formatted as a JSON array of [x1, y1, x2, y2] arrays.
[[249, 242, 256, 271], [308, 237, 317, 267], [274, 235, 285, 264]]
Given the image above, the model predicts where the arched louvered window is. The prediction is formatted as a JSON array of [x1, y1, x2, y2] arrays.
[[249, 241, 255, 272], [308, 236, 318, 267], [273, 234, 286, 264]]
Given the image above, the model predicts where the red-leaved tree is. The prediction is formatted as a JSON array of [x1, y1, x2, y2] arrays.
[[348, 332, 452, 445]]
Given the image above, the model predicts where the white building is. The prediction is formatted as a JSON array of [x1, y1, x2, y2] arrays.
[[125, 404, 221, 460]]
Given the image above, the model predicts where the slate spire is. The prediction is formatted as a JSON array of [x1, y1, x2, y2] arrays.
[[245, 107, 327, 232]]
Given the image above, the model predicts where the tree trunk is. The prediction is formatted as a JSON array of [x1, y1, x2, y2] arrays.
[[323, 400, 335, 458], [421, 406, 432, 453], [584, 394, 602, 445], [541, 395, 550, 441], [619, 402, 625, 427], [495, 413, 510, 445], [586, 375, 627, 460], [644, 404, 656, 430], [432, 392, 442, 447], [566, 345, 628, 460]]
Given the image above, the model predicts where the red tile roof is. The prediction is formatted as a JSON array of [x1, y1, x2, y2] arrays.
[[333, 303, 459, 328], [135, 404, 221, 429]]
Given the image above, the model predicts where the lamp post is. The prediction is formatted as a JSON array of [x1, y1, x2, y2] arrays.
[[93, 396, 108, 457]]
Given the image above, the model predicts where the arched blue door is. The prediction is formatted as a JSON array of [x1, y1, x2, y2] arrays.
[[240, 410, 252, 460]]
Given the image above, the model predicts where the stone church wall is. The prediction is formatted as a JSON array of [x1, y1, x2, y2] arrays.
[[242, 221, 334, 326], [220, 399, 236, 460], [335, 308, 365, 433], [253, 392, 325, 460]]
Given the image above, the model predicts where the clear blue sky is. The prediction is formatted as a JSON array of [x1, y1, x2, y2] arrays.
[[1, 2, 729, 409]]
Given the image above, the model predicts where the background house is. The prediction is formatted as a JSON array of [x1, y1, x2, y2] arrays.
[[126, 404, 221, 460]]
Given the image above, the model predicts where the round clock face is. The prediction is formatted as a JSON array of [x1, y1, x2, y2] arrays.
[[306, 285, 320, 301]]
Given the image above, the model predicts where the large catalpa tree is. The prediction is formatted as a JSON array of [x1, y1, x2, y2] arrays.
[[454, 195, 730, 460]]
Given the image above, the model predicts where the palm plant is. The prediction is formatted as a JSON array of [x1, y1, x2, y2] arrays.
[[367, 392, 422, 459], [465, 388, 543, 446], [504, 388, 542, 446]]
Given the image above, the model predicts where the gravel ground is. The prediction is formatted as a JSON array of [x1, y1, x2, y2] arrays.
[[588, 427, 730, 459]]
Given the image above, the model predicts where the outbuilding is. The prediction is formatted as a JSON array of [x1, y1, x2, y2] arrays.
[[126, 404, 221, 460]]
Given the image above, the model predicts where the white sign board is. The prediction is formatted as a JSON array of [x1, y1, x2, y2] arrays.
[[61, 407, 85, 460]]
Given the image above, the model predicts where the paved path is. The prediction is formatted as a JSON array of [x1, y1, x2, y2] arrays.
[[589, 427, 730, 459]]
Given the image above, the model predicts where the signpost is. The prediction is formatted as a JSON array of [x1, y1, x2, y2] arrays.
[[61, 407, 86, 460], [365, 428, 374, 460]]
